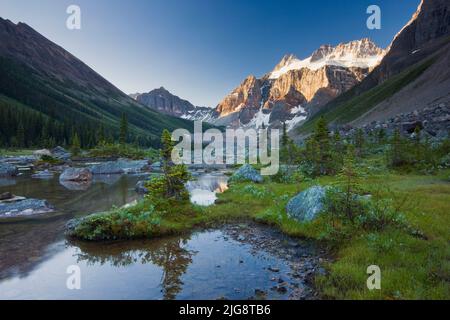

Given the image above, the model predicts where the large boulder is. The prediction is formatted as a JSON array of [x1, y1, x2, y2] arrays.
[[89, 160, 149, 175], [230, 164, 263, 183], [51, 146, 71, 161], [33, 149, 52, 158], [401, 121, 423, 134], [0, 163, 19, 177], [286, 186, 327, 222], [59, 167, 92, 182], [0, 198, 55, 218]]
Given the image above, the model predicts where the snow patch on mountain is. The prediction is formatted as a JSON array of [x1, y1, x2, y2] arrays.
[[180, 108, 216, 122], [286, 106, 308, 131], [269, 39, 385, 79], [246, 109, 271, 129]]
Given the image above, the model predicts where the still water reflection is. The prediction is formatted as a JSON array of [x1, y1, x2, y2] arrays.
[[0, 171, 311, 300]]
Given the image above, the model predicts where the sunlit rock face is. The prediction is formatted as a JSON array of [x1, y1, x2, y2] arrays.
[[213, 39, 385, 131]]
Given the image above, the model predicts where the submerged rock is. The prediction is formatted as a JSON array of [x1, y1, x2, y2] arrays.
[[286, 186, 327, 222], [59, 167, 93, 182], [230, 164, 263, 183], [0, 163, 19, 177], [32, 170, 54, 179], [0, 198, 55, 218], [93, 174, 122, 186], [60, 180, 92, 191], [89, 160, 149, 175]]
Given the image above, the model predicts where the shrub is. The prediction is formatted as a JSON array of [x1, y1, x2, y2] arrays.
[[242, 184, 270, 199], [271, 165, 304, 183], [39, 154, 63, 164], [300, 117, 344, 177], [71, 203, 162, 240], [146, 130, 191, 202], [89, 143, 146, 159], [386, 131, 450, 173], [355, 198, 408, 231]]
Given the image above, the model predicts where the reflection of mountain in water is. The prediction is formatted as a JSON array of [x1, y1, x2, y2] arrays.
[[0, 174, 141, 280], [186, 174, 229, 206], [0, 173, 226, 282], [186, 174, 228, 193], [73, 236, 196, 300]]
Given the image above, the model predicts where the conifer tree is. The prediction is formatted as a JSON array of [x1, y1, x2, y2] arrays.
[[119, 113, 128, 145], [147, 129, 191, 201], [332, 131, 344, 170], [329, 145, 364, 223], [377, 128, 386, 145], [16, 121, 25, 148], [354, 128, 365, 157], [97, 123, 106, 146], [71, 132, 81, 156], [413, 125, 421, 145], [282, 122, 289, 147], [388, 129, 406, 167], [313, 117, 333, 175]]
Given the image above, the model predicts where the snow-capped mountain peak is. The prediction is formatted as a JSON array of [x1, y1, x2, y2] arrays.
[[269, 38, 385, 79]]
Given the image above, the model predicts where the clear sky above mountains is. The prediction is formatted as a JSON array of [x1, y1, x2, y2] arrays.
[[0, 0, 419, 107]]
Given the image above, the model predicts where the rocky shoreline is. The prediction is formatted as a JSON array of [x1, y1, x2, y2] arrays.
[[0, 147, 154, 218], [217, 223, 329, 300]]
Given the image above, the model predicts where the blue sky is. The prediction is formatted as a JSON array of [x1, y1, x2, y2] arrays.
[[0, 0, 420, 107]]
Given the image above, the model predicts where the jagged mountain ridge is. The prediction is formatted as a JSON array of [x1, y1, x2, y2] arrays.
[[214, 38, 386, 130], [270, 38, 385, 79], [131, 87, 216, 122], [297, 0, 450, 135], [0, 17, 193, 146]]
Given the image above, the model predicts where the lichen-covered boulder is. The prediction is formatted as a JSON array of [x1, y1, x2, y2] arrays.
[[230, 164, 263, 183], [0, 163, 19, 177], [59, 167, 92, 182], [286, 186, 327, 222]]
